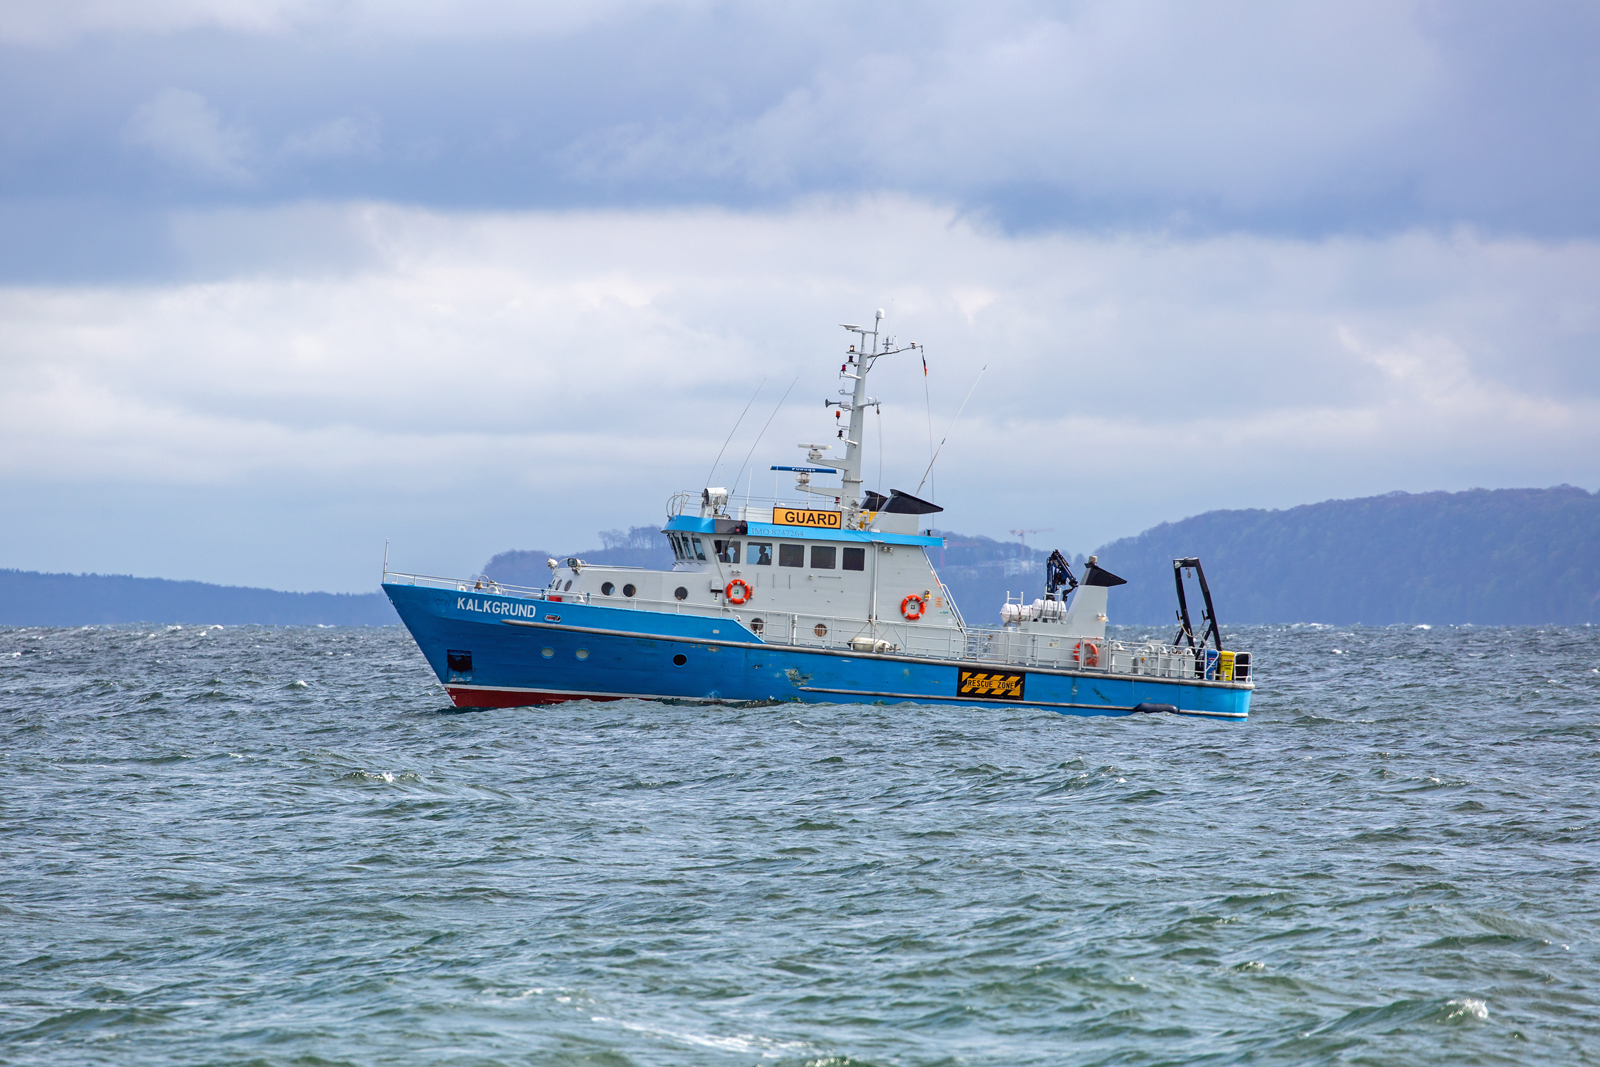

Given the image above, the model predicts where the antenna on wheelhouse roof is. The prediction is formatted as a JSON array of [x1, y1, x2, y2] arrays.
[[705, 378, 766, 489], [916, 363, 987, 497], [732, 376, 799, 508]]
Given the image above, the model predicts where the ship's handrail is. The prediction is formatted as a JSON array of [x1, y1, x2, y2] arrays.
[[383, 570, 1250, 684], [664, 491, 939, 525], [385, 570, 552, 598]]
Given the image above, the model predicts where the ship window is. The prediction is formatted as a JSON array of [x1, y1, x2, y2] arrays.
[[750, 617, 764, 634], [690, 537, 707, 561], [714, 539, 740, 564], [673, 653, 687, 666], [564, 579, 572, 591], [540, 647, 554, 658], [622, 583, 636, 597], [748, 542, 772, 565], [842, 546, 865, 571], [814, 623, 828, 637], [779, 544, 804, 567], [674, 586, 688, 600], [810, 545, 836, 569], [601, 581, 614, 596]]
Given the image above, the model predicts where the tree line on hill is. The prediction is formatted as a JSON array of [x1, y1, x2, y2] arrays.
[[4, 486, 1593, 626], [1091, 486, 1600, 626], [0, 570, 395, 626], [484, 486, 1600, 626]]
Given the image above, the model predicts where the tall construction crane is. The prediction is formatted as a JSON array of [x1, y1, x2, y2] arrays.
[[1009, 528, 1054, 554]]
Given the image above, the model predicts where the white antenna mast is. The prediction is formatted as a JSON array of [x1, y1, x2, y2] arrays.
[[819, 308, 917, 513]]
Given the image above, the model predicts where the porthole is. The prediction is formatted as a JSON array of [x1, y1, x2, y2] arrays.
[[540, 647, 555, 658], [674, 586, 688, 601], [564, 579, 572, 591], [750, 617, 764, 634], [814, 623, 828, 637], [672, 653, 687, 666], [576, 648, 589, 660], [623, 584, 636, 597], [601, 582, 614, 596]]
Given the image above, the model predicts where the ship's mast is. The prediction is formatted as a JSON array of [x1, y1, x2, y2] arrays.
[[827, 310, 919, 516]]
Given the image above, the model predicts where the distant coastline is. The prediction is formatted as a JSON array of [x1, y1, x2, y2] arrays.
[[5, 485, 1595, 627], [483, 487, 1600, 627], [1093, 485, 1600, 626], [0, 570, 396, 627]]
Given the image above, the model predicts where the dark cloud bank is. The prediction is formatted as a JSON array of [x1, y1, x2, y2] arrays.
[[2, 1, 1599, 280]]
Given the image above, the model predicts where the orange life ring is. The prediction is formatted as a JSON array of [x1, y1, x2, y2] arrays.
[[900, 594, 926, 620], [1074, 640, 1100, 667], [725, 579, 752, 605]]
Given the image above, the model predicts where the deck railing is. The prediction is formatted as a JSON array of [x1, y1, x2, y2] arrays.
[[383, 570, 1249, 683]]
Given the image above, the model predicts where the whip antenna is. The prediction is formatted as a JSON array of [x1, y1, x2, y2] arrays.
[[705, 378, 766, 488], [915, 364, 986, 496], [732, 376, 799, 496]]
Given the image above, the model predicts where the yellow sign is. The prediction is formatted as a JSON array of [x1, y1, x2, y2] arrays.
[[958, 669, 1026, 701], [772, 507, 842, 529]]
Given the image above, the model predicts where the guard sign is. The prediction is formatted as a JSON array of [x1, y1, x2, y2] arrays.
[[958, 669, 1026, 701], [772, 507, 842, 529]]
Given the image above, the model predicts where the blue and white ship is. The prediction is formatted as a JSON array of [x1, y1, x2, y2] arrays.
[[384, 313, 1253, 720]]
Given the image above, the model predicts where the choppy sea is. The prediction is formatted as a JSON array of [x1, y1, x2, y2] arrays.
[[2, 623, 1598, 1066]]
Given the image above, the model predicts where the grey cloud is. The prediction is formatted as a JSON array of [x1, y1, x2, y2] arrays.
[[2, 201, 1596, 590], [121, 87, 255, 184], [280, 115, 380, 161], [0, 0, 699, 46], [0, 0, 1596, 279]]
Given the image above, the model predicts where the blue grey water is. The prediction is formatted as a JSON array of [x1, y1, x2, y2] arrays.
[[2, 623, 1598, 1066]]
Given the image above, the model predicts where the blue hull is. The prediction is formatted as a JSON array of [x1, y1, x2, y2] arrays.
[[384, 583, 1250, 721]]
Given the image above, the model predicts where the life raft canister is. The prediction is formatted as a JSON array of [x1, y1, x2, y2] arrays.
[[1073, 640, 1100, 667], [900, 594, 926, 620], [725, 579, 752, 605]]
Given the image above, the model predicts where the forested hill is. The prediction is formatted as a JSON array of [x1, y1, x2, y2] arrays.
[[484, 527, 673, 587], [1091, 486, 1600, 626], [481, 488, 1600, 625], [0, 570, 395, 626]]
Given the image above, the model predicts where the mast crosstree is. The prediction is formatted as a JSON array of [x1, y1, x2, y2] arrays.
[[819, 309, 920, 518]]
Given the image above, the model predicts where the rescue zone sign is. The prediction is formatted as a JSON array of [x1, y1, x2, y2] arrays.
[[957, 669, 1026, 701]]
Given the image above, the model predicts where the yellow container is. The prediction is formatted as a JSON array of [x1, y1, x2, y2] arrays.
[[1218, 650, 1236, 682]]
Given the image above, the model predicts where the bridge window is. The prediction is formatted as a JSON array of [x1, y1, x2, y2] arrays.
[[810, 545, 836, 569], [690, 537, 707, 561], [779, 544, 804, 567], [842, 546, 865, 571], [714, 539, 740, 564], [747, 542, 772, 565]]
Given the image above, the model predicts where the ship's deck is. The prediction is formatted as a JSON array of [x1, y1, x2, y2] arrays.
[[383, 570, 1250, 685]]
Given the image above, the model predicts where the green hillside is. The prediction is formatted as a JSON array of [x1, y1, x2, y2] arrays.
[[0, 570, 395, 626], [1090, 486, 1600, 625]]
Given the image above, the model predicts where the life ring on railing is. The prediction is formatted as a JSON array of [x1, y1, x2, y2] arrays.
[[1073, 640, 1100, 667], [900, 594, 926, 621], [724, 579, 752, 605]]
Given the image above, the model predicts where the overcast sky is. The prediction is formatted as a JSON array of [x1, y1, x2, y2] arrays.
[[1, 0, 1597, 591]]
